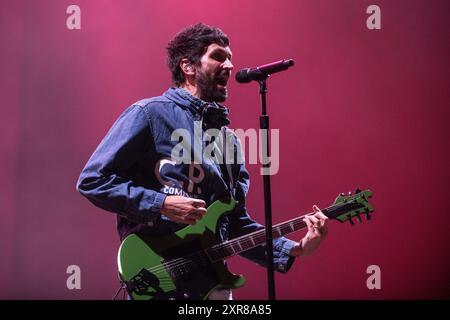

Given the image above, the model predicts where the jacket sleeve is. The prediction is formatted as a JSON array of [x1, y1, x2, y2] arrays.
[[228, 162, 298, 274], [76, 105, 166, 223]]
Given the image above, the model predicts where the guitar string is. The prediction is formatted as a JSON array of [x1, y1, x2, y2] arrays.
[[146, 204, 361, 276], [146, 230, 285, 275], [130, 203, 366, 287], [144, 220, 308, 276], [145, 204, 351, 275], [148, 203, 362, 278], [147, 220, 308, 276], [148, 202, 361, 275]]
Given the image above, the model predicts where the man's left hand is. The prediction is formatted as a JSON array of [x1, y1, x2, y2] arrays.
[[290, 205, 329, 257]]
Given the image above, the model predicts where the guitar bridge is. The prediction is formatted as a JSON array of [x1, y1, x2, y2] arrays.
[[126, 268, 161, 295]]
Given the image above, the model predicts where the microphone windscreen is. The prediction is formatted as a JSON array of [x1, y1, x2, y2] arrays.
[[235, 68, 252, 83]]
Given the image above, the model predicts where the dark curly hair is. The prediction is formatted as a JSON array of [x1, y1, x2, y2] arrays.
[[167, 23, 229, 86]]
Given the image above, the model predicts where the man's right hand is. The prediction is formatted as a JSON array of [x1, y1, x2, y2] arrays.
[[160, 196, 207, 225]]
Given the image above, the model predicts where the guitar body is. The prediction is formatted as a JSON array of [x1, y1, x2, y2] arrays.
[[117, 199, 246, 300]]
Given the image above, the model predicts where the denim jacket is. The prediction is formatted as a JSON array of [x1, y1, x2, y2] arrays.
[[77, 87, 296, 273]]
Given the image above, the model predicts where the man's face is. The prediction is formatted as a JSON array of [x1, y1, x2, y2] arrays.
[[195, 43, 233, 102]]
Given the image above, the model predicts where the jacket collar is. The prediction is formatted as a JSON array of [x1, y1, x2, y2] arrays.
[[164, 87, 209, 117], [163, 87, 230, 129]]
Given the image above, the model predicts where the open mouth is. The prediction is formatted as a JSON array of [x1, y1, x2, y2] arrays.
[[215, 75, 229, 87]]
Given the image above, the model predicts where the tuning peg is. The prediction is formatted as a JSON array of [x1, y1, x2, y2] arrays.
[[365, 212, 371, 220], [355, 188, 362, 194], [348, 191, 352, 195], [339, 193, 345, 197], [348, 218, 355, 226], [356, 214, 362, 223]]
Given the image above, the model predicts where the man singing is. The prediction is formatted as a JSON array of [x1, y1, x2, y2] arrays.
[[77, 23, 328, 300]]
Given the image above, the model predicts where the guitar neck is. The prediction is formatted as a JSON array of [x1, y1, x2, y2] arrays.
[[205, 216, 305, 262], [205, 201, 357, 262]]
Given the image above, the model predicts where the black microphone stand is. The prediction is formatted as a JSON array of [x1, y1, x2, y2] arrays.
[[258, 77, 276, 300], [238, 59, 294, 300]]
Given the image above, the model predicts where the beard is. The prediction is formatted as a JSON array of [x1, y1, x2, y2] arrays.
[[196, 69, 228, 103]]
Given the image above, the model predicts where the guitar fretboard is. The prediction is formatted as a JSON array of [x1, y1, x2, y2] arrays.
[[205, 201, 362, 262], [205, 215, 307, 262]]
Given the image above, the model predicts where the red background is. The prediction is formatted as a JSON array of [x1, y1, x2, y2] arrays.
[[1, 0, 449, 299]]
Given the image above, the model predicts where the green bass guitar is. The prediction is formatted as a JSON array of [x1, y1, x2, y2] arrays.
[[117, 189, 374, 300]]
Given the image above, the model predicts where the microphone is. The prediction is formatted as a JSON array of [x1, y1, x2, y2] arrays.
[[235, 59, 294, 83]]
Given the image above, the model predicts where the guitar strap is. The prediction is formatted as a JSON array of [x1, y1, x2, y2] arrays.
[[202, 102, 237, 200], [221, 127, 235, 198]]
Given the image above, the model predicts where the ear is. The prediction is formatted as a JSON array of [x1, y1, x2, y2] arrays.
[[180, 58, 195, 77]]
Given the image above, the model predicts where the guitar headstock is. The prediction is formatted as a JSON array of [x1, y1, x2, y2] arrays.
[[323, 189, 374, 225]]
